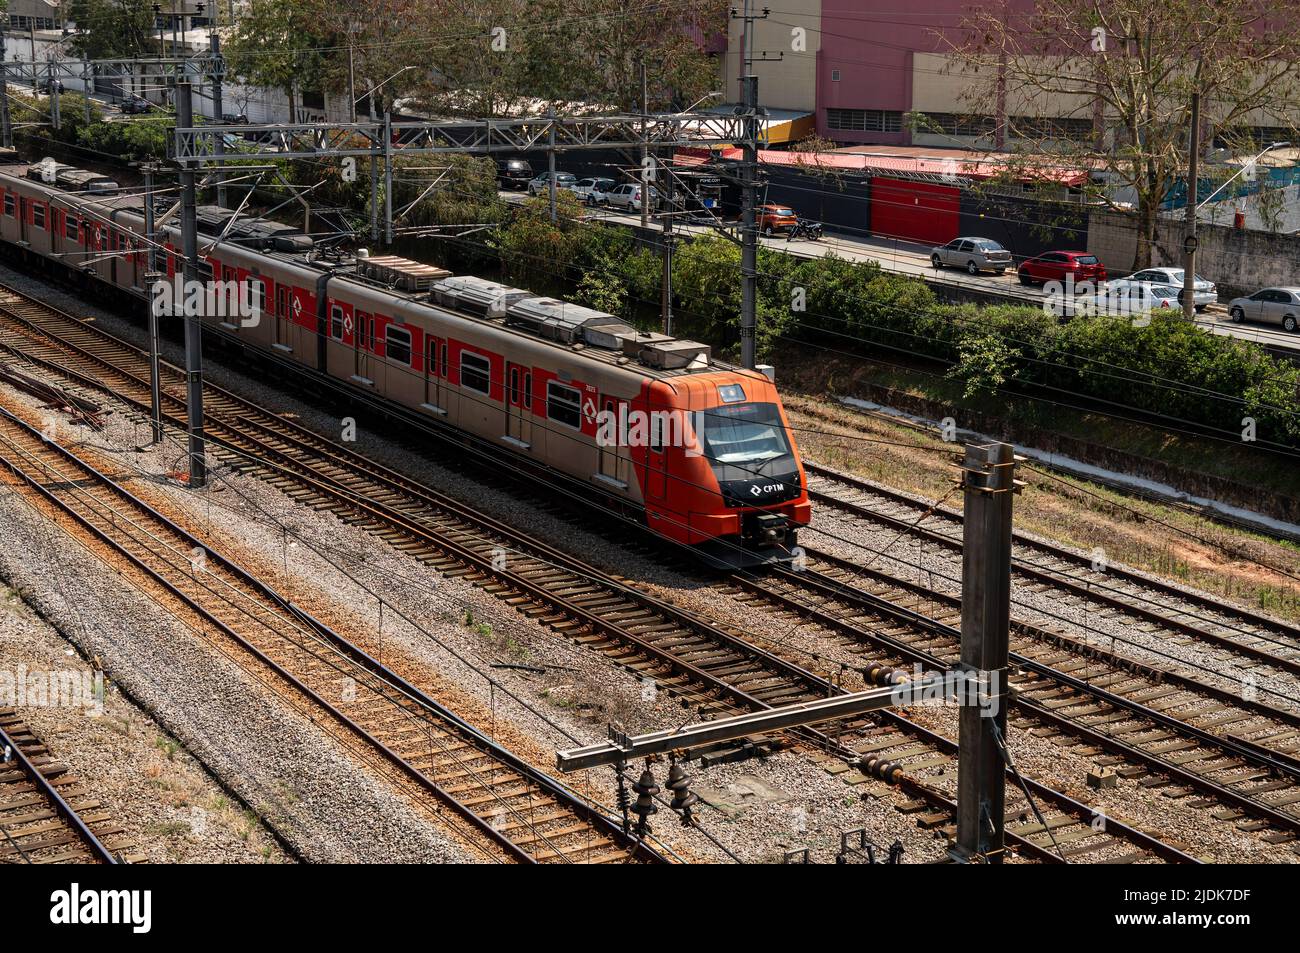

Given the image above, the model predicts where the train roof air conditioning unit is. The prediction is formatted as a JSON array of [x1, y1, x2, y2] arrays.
[[622, 332, 712, 369], [433, 276, 531, 318], [505, 297, 637, 349]]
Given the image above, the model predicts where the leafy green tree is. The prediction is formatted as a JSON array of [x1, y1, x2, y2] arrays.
[[224, 0, 332, 121], [955, 0, 1300, 269], [66, 0, 157, 59]]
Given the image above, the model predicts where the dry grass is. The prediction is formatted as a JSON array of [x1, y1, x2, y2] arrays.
[[786, 393, 1300, 622]]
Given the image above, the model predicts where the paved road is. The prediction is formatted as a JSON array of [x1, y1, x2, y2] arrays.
[[505, 188, 1300, 356]]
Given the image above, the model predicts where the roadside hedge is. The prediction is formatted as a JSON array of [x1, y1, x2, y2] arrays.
[[492, 203, 1300, 448]]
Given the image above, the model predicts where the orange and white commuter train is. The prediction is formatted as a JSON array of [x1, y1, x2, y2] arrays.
[[0, 161, 810, 565]]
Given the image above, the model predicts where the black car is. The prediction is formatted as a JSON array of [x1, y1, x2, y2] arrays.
[[35, 78, 65, 94], [497, 158, 533, 190], [120, 96, 153, 115], [221, 112, 250, 125]]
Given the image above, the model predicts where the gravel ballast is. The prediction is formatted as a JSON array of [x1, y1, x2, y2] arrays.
[[0, 482, 470, 863], [2, 264, 1293, 862]]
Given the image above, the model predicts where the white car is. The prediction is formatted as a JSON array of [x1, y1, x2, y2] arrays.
[[573, 177, 616, 205], [1227, 287, 1300, 332], [605, 183, 659, 212], [1107, 267, 1217, 311]]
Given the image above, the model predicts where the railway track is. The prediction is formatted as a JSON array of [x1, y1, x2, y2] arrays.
[[0, 403, 660, 864], [803, 461, 1300, 680], [1, 710, 138, 863], [725, 551, 1300, 848], [0, 287, 1199, 863]]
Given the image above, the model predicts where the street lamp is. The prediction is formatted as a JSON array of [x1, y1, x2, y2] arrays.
[[356, 65, 416, 119], [1196, 141, 1291, 210], [681, 91, 723, 114]]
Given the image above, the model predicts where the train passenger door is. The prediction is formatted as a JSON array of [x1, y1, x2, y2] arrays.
[[598, 396, 626, 487], [505, 362, 532, 447], [274, 286, 292, 348], [353, 310, 373, 381], [647, 413, 667, 500], [422, 334, 443, 409]]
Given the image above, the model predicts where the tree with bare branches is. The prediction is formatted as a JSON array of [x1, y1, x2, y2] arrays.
[[953, 1, 1300, 268]]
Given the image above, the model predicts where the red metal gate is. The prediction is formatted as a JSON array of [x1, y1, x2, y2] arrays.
[[869, 177, 960, 246]]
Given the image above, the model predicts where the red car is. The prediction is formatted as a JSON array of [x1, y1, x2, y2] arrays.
[[1017, 251, 1107, 286]]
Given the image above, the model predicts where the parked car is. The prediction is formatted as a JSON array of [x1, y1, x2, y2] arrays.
[[931, 237, 1014, 275], [573, 177, 616, 205], [757, 204, 798, 237], [221, 112, 250, 124], [1107, 267, 1217, 311], [120, 96, 154, 115], [35, 78, 65, 94], [497, 158, 533, 190], [527, 171, 579, 196], [1018, 250, 1106, 286], [1227, 287, 1300, 332], [1086, 283, 1182, 316], [605, 183, 658, 212]]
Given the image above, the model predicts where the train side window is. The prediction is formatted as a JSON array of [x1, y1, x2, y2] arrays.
[[460, 351, 490, 394], [33, 203, 46, 230], [650, 415, 664, 453], [523, 372, 532, 409], [386, 326, 412, 365], [3, 194, 12, 217], [439, 343, 448, 378], [356, 311, 372, 349], [547, 382, 582, 429], [509, 366, 520, 404], [330, 304, 345, 340], [65, 215, 78, 241], [251, 279, 266, 316]]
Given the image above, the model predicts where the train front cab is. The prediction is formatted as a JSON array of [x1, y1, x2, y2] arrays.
[[637, 371, 810, 567]]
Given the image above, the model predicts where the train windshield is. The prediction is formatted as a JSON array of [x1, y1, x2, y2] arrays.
[[701, 402, 792, 466]]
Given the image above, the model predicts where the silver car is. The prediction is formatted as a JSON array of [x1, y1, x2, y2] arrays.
[[605, 183, 659, 212], [930, 237, 1014, 275], [573, 177, 616, 205], [527, 171, 579, 196], [1228, 287, 1300, 332], [1108, 267, 1217, 311]]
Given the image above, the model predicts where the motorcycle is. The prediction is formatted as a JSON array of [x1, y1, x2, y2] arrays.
[[787, 218, 823, 242]]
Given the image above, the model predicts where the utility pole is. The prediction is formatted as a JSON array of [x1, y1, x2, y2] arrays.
[[660, 166, 674, 335], [383, 110, 393, 245], [953, 442, 1018, 864], [81, 55, 92, 127], [0, 31, 13, 150], [175, 80, 207, 487], [347, 24, 357, 123], [370, 140, 380, 243], [640, 60, 649, 230], [739, 73, 758, 370], [546, 106, 557, 223], [1182, 90, 1201, 321], [142, 163, 164, 444], [210, 34, 226, 207], [732, 0, 776, 371], [48, 59, 60, 131]]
